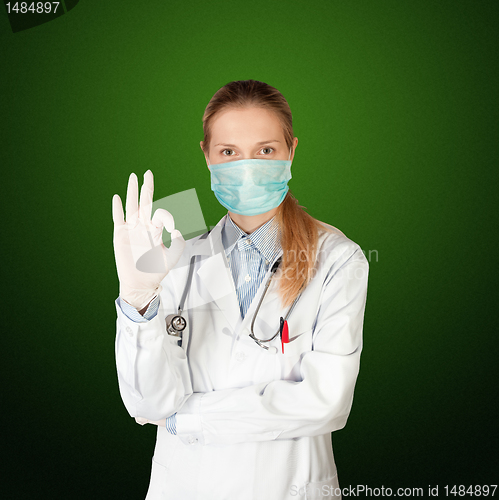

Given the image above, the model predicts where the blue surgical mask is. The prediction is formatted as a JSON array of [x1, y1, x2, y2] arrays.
[[208, 149, 292, 216]]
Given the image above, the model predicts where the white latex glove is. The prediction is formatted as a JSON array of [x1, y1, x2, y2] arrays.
[[135, 417, 166, 427], [112, 170, 185, 310]]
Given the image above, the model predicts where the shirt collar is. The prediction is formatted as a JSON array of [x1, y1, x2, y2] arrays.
[[222, 213, 282, 265]]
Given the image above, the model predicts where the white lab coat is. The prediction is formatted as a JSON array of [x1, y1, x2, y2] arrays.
[[115, 214, 369, 500]]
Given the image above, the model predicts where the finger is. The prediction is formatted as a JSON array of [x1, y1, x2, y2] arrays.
[[125, 173, 139, 224], [151, 208, 175, 233], [112, 194, 125, 225], [139, 170, 154, 223], [149, 419, 166, 427]]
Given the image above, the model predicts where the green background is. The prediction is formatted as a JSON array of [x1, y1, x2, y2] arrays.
[[1, 0, 498, 498]]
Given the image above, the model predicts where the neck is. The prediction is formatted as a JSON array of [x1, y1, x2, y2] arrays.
[[228, 206, 279, 234]]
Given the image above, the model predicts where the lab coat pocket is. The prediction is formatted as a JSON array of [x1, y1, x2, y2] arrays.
[[146, 458, 167, 499], [305, 472, 340, 499], [279, 329, 313, 381]]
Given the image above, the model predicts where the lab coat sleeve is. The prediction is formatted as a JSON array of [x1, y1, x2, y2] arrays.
[[114, 272, 194, 421], [119, 295, 160, 322], [175, 246, 369, 446]]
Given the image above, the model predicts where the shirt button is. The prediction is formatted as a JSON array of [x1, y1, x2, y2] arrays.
[[265, 259, 269, 266], [247, 239, 252, 244], [244, 274, 251, 282]]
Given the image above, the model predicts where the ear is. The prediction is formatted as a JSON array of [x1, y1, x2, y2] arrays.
[[290, 137, 298, 161], [200, 141, 209, 168]]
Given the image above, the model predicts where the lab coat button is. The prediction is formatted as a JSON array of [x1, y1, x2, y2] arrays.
[[188, 435, 197, 445], [126, 327, 133, 337], [235, 352, 246, 362]]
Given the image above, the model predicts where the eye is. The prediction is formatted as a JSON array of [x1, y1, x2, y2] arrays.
[[221, 149, 235, 156], [261, 147, 274, 155]]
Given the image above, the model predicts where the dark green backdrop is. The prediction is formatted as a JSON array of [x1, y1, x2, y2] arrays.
[[1, 1, 497, 498]]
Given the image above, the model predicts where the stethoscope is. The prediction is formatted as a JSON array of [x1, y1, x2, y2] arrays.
[[165, 254, 303, 350], [248, 257, 303, 351]]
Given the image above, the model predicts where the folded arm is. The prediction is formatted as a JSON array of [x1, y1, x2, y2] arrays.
[[174, 248, 369, 446]]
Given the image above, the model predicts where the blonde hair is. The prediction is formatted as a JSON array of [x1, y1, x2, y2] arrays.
[[201, 80, 332, 307]]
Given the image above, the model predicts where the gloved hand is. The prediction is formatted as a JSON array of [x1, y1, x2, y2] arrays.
[[112, 170, 185, 310], [135, 416, 166, 427]]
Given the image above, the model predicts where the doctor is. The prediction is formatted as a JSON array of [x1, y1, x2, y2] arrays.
[[112, 79, 369, 500]]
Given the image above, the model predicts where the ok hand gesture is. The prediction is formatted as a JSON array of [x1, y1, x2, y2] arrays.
[[112, 170, 185, 310]]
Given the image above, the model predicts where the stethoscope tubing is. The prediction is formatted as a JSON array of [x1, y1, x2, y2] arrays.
[[172, 253, 303, 351], [249, 257, 303, 350]]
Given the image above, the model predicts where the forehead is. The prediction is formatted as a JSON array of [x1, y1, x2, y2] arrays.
[[210, 107, 284, 145]]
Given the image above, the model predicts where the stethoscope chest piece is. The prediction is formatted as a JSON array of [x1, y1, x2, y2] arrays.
[[165, 314, 186, 338], [164, 255, 198, 344]]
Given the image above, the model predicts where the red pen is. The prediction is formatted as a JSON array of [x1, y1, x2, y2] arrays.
[[279, 317, 289, 354]]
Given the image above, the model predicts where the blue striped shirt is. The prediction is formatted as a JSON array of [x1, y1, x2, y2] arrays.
[[223, 214, 281, 318], [119, 214, 282, 434]]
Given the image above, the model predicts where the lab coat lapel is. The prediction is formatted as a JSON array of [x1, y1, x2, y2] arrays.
[[191, 215, 242, 333]]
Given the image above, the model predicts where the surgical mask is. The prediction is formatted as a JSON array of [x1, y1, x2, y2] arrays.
[[207, 149, 292, 216]]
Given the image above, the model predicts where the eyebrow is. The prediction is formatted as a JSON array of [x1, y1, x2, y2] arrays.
[[213, 140, 281, 147]]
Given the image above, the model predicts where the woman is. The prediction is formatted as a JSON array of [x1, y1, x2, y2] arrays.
[[113, 80, 369, 500]]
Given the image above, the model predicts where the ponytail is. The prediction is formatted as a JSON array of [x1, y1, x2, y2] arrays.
[[275, 190, 328, 307]]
